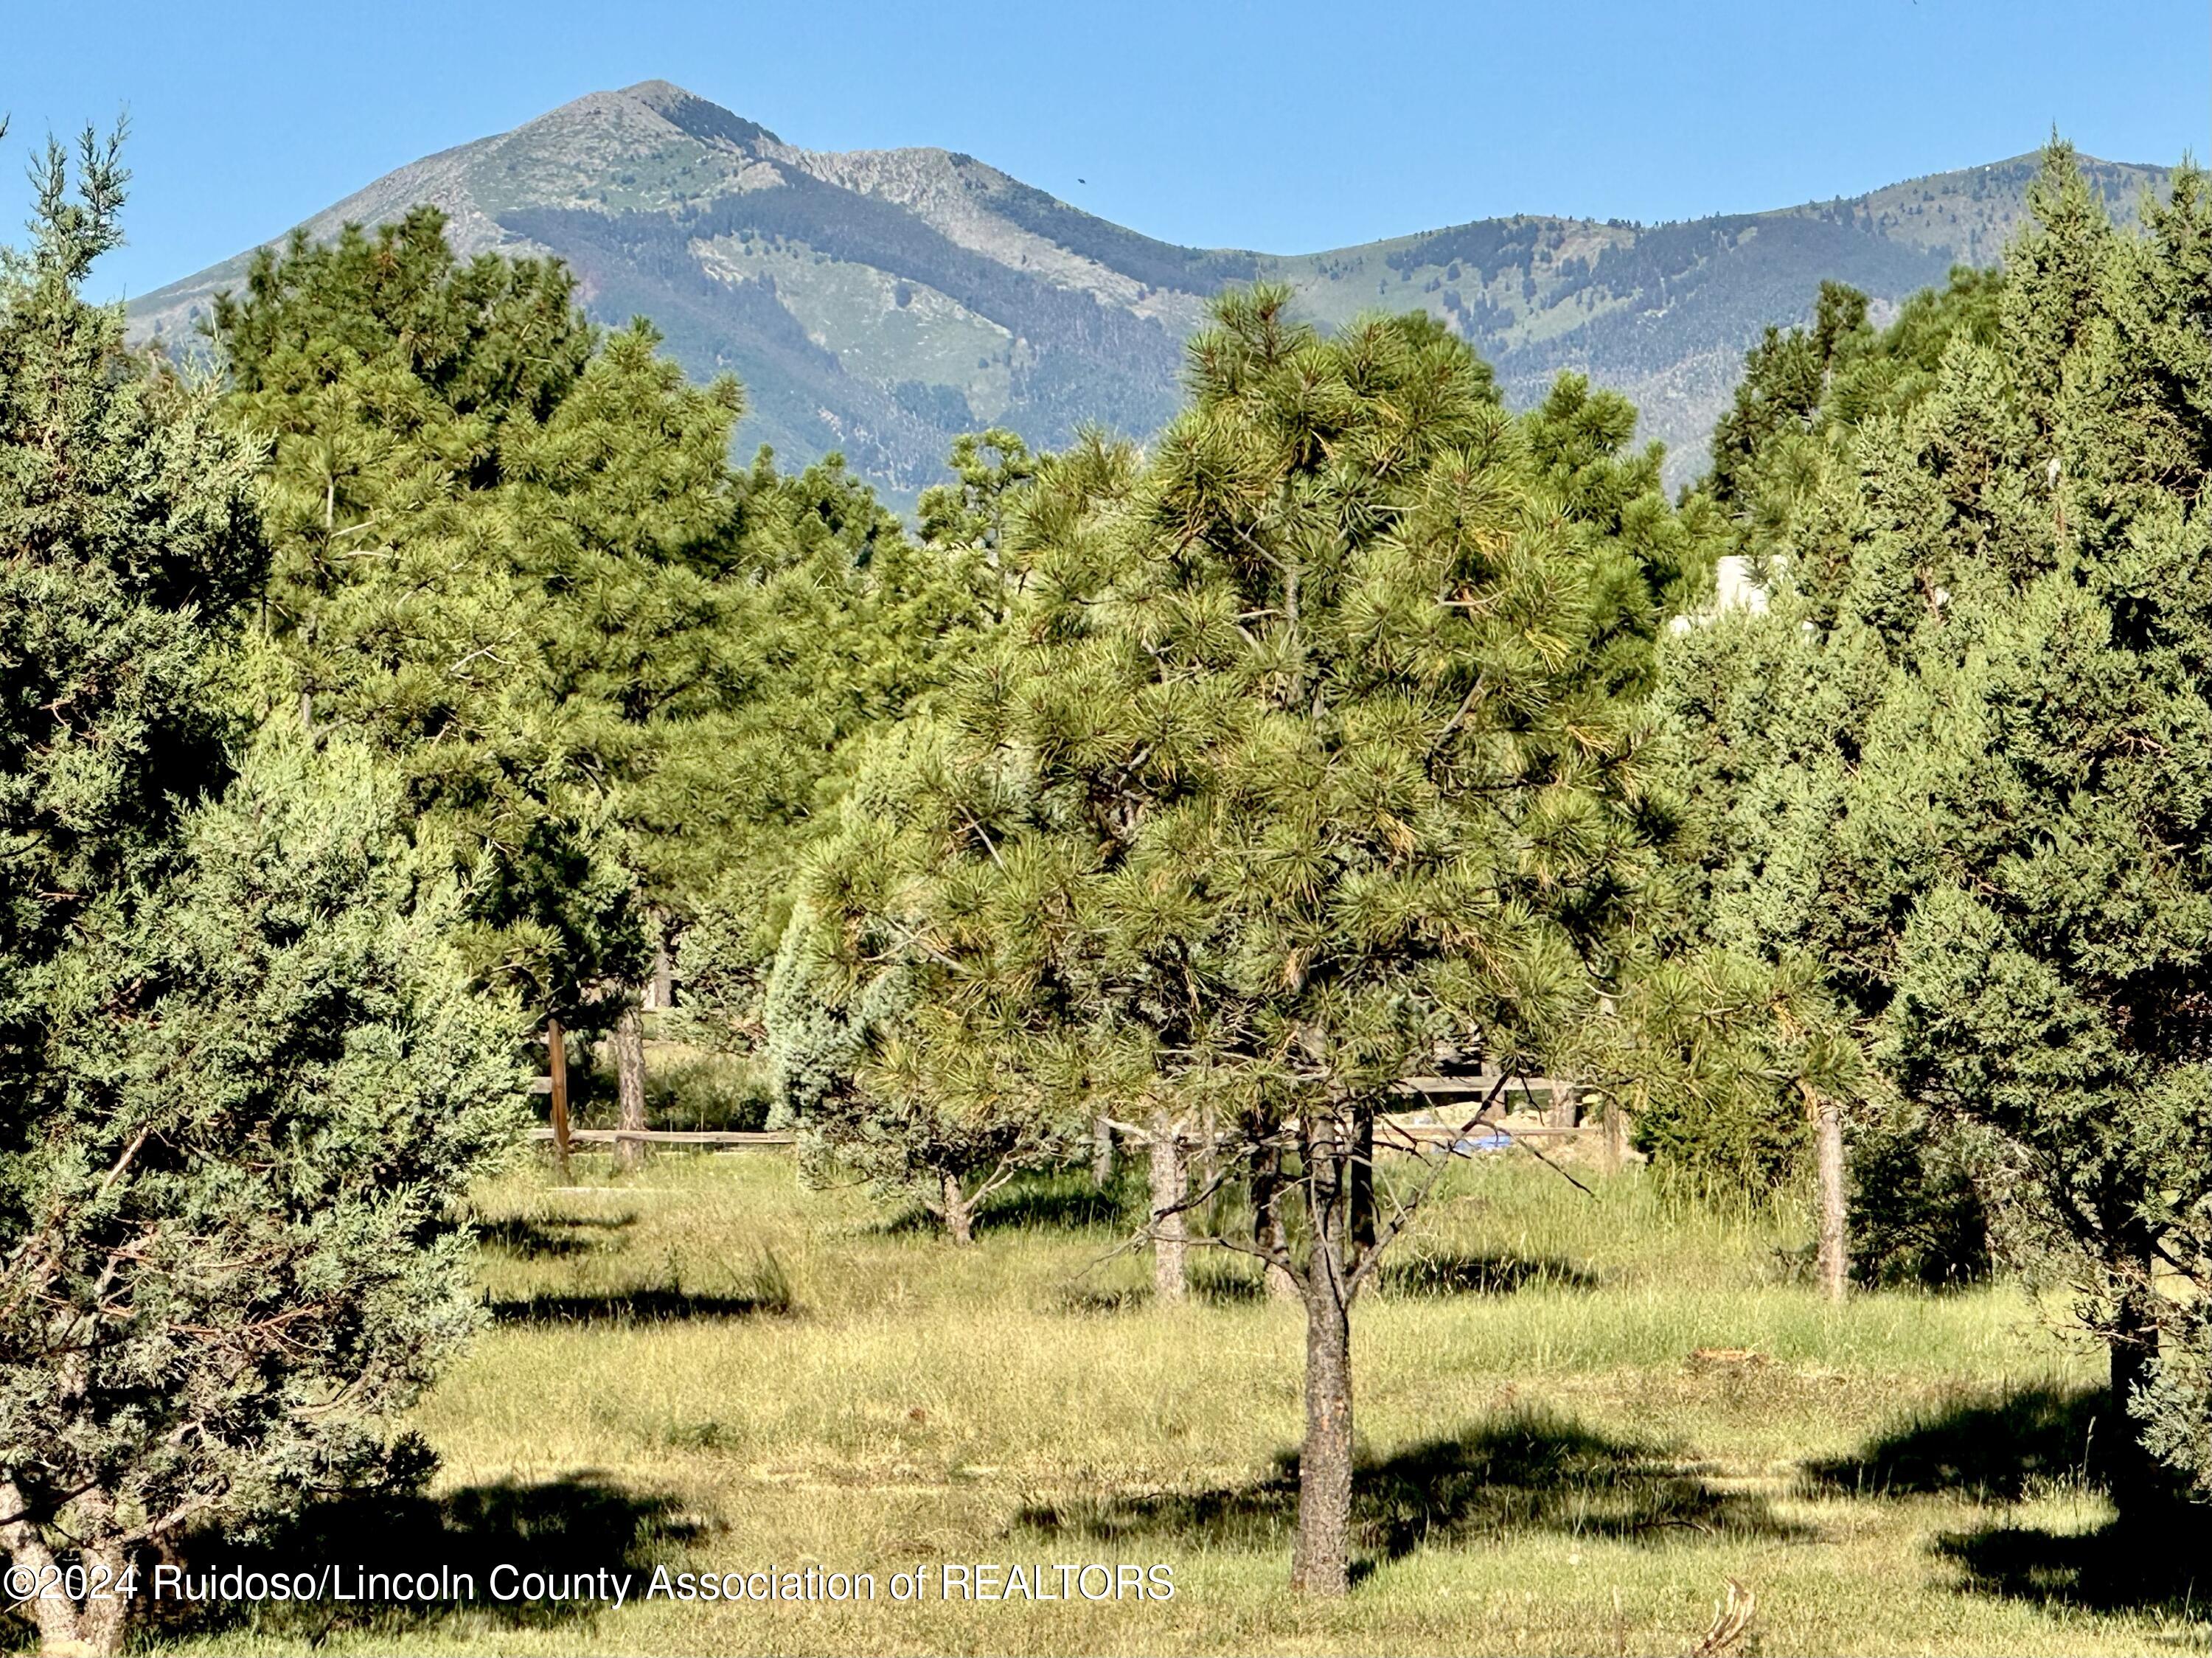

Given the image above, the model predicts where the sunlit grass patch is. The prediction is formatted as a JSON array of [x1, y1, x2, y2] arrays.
[[150, 1152, 2206, 1657]]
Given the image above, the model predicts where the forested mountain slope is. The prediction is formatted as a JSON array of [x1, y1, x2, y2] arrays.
[[131, 80, 2166, 493]]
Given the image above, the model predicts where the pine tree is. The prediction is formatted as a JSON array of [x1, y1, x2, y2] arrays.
[[500, 318, 746, 1162], [738, 442, 1049, 1237], [1708, 280, 1871, 506], [211, 212, 644, 1081], [674, 449, 1002, 1076], [212, 215, 795, 1165], [800, 290, 1680, 1589]]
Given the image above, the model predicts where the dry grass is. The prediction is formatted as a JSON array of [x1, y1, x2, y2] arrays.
[[158, 1151, 2211, 1657]]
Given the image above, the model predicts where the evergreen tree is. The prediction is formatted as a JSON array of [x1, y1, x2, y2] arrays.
[[799, 290, 1683, 1589], [1653, 248, 2008, 1291], [673, 448, 1001, 1072], [1865, 152, 2212, 1511], [1708, 279, 1871, 506], [212, 211, 646, 1048], [1665, 146, 2212, 1506], [754, 430, 1103, 1237], [212, 213, 787, 1162], [914, 425, 1037, 559], [0, 136, 524, 1657], [499, 317, 746, 1158]]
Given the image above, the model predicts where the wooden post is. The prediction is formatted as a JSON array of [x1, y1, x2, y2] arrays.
[[547, 1017, 571, 1184], [651, 936, 675, 1011], [1815, 1093, 1847, 1302], [1547, 1079, 1576, 1130], [1150, 1116, 1187, 1303], [1349, 1110, 1375, 1255], [613, 1001, 648, 1173]]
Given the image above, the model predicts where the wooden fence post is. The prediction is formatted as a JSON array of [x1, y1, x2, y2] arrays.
[[613, 1002, 648, 1173], [1815, 1093, 1848, 1302], [547, 1017, 571, 1184]]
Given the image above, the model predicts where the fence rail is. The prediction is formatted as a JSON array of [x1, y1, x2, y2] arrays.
[[1384, 1122, 1597, 1142], [524, 1127, 795, 1148]]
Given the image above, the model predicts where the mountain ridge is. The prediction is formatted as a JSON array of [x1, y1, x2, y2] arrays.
[[131, 80, 2169, 495]]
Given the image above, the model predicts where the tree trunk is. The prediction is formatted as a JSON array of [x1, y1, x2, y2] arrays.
[[613, 1000, 648, 1173], [1815, 1093, 1847, 1302], [651, 933, 675, 1011], [1292, 1115, 1354, 1595], [2105, 1241, 2165, 1519], [1091, 1115, 1114, 1187], [1150, 1118, 1187, 1303], [73, 1536, 128, 1658], [546, 1017, 571, 1184], [0, 1488, 129, 1657], [1349, 1110, 1375, 1256], [1253, 1143, 1299, 1302], [942, 1172, 974, 1246], [1601, 1099, 1627, 1174]]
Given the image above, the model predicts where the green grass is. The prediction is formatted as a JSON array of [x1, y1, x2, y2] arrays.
[[159, 1153, 2211, 1657]]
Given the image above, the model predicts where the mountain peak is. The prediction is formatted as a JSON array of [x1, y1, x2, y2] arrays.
[[617, 80, 783, 151], [126, 88, 2172, 504]]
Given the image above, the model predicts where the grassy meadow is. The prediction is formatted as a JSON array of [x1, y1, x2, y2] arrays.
[[158, 1140, 2208, 1657]]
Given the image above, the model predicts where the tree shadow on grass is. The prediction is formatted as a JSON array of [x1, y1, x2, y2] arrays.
[[1051, 1267, 1273, 1311], [488, 1253, 793, 1324], [1802, 1382, 2212, 1619], [489, 1286, 790, 1324], [153, 1473, 706, 1643], [475, 1213, 639, 1260], [978, 1177, 1131, 1234], [1017, 1410, 1801, 1576], [877, 1173, 1134, 1240], [1189, 1260, 1267, 1304], [1800, 1384, 2103, 1504], [1374, 1249, 1599, 1298], [1935, 1513, 2212, 1617], [1056, 1247, 1596, 1313]]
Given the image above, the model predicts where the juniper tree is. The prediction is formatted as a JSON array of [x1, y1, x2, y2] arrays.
[[0, 136, 524, 1657], [1859, 151, 2212, 1511], [1652, 258, 2008, 1290], [801, 291, 1679, 1589], [1666, 146, 2212, 1505], [1650, 555, 1874, 1293]]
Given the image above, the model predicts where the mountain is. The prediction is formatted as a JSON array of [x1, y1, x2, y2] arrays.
[[129, 81, 2169, 496]]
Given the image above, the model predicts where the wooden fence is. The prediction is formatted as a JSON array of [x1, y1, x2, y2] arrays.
[[524, 1126, 793, 1149], [523, 1059, 1620, 1160]]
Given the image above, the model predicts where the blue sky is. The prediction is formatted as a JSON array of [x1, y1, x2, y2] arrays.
[[4, 0, 2205, 302]]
